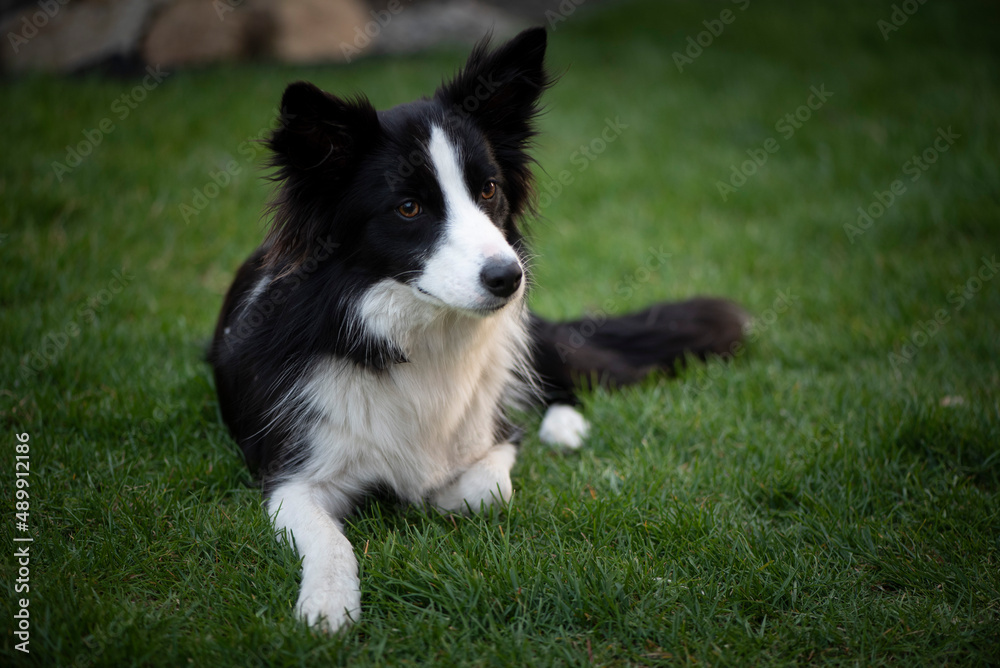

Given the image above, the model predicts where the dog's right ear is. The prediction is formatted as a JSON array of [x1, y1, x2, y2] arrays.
[[263, 82, 379, 269], [267, 81, 379, 176]]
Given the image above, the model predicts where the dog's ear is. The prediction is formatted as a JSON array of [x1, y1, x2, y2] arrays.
[[263, 82, 378, 268], [436, 28, 552, 215], [267, 81, 379, 175], [437, 27, 549, 132]]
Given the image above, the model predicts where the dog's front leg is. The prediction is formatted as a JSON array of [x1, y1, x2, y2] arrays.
[[268, 481, 360, 632], [431, 442, 517, 514]]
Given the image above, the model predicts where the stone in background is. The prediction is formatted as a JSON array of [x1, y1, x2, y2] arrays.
[[0, 0, 593, 73]]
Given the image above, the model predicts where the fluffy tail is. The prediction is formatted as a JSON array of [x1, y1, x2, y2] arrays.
[[530, 297, 749, 404]]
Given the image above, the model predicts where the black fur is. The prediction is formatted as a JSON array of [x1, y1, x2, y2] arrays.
[[209, 27, 747, 491], [209, 28, 552, 490], [531, 298, 748, 405]]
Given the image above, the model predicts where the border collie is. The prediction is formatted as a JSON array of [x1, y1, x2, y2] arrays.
[[209, 27, 746, 632]]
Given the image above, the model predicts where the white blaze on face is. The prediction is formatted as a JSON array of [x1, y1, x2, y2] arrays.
[[415, 125, 522, 313]]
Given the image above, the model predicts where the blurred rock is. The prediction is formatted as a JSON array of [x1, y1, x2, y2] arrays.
[[142, 0, 274, 67], [143, 0, 369, 68], [1, 0, 158, 73], [268, 0, 368, 64], [0, 0, 594, 73]]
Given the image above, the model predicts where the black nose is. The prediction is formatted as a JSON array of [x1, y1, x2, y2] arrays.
[[480, 258, 523, 299]]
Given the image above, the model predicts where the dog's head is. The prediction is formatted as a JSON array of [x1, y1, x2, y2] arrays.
[[263, 27, 551, 316]]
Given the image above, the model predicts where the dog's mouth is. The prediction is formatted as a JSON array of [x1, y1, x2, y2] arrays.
[[414, 285, 514, 316]]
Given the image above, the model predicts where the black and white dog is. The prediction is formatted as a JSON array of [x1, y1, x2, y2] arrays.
[[209, 27, 746, 631]]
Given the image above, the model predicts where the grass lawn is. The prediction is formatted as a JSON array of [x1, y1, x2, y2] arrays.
[[2, 0, 999, 664]]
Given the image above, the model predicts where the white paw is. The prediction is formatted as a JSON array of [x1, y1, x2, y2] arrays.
[[538, 404, 590, 450], [432, 443, 516, 514], [296, 579, 361, 633]]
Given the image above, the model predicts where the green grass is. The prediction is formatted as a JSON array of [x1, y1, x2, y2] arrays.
[[2, 0, 999, 664]]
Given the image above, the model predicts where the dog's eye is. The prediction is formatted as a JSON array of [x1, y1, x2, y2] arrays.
[[396, 200, 421, 219], [481, 180, 497, 200]]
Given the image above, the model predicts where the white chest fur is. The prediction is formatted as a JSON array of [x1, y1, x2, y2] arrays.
[[294, 279, 531, 502]]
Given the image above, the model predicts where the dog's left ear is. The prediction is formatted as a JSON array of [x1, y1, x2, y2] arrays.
[[436, 27, 552, 215], [437, 27, 549, 128]]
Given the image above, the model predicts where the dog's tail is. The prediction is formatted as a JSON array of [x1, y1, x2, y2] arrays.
[[530, 297, 749, 404]]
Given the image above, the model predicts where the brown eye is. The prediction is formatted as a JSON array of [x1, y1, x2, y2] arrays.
[[396, 200, 421, 218], [481, 180, 497, 200]]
